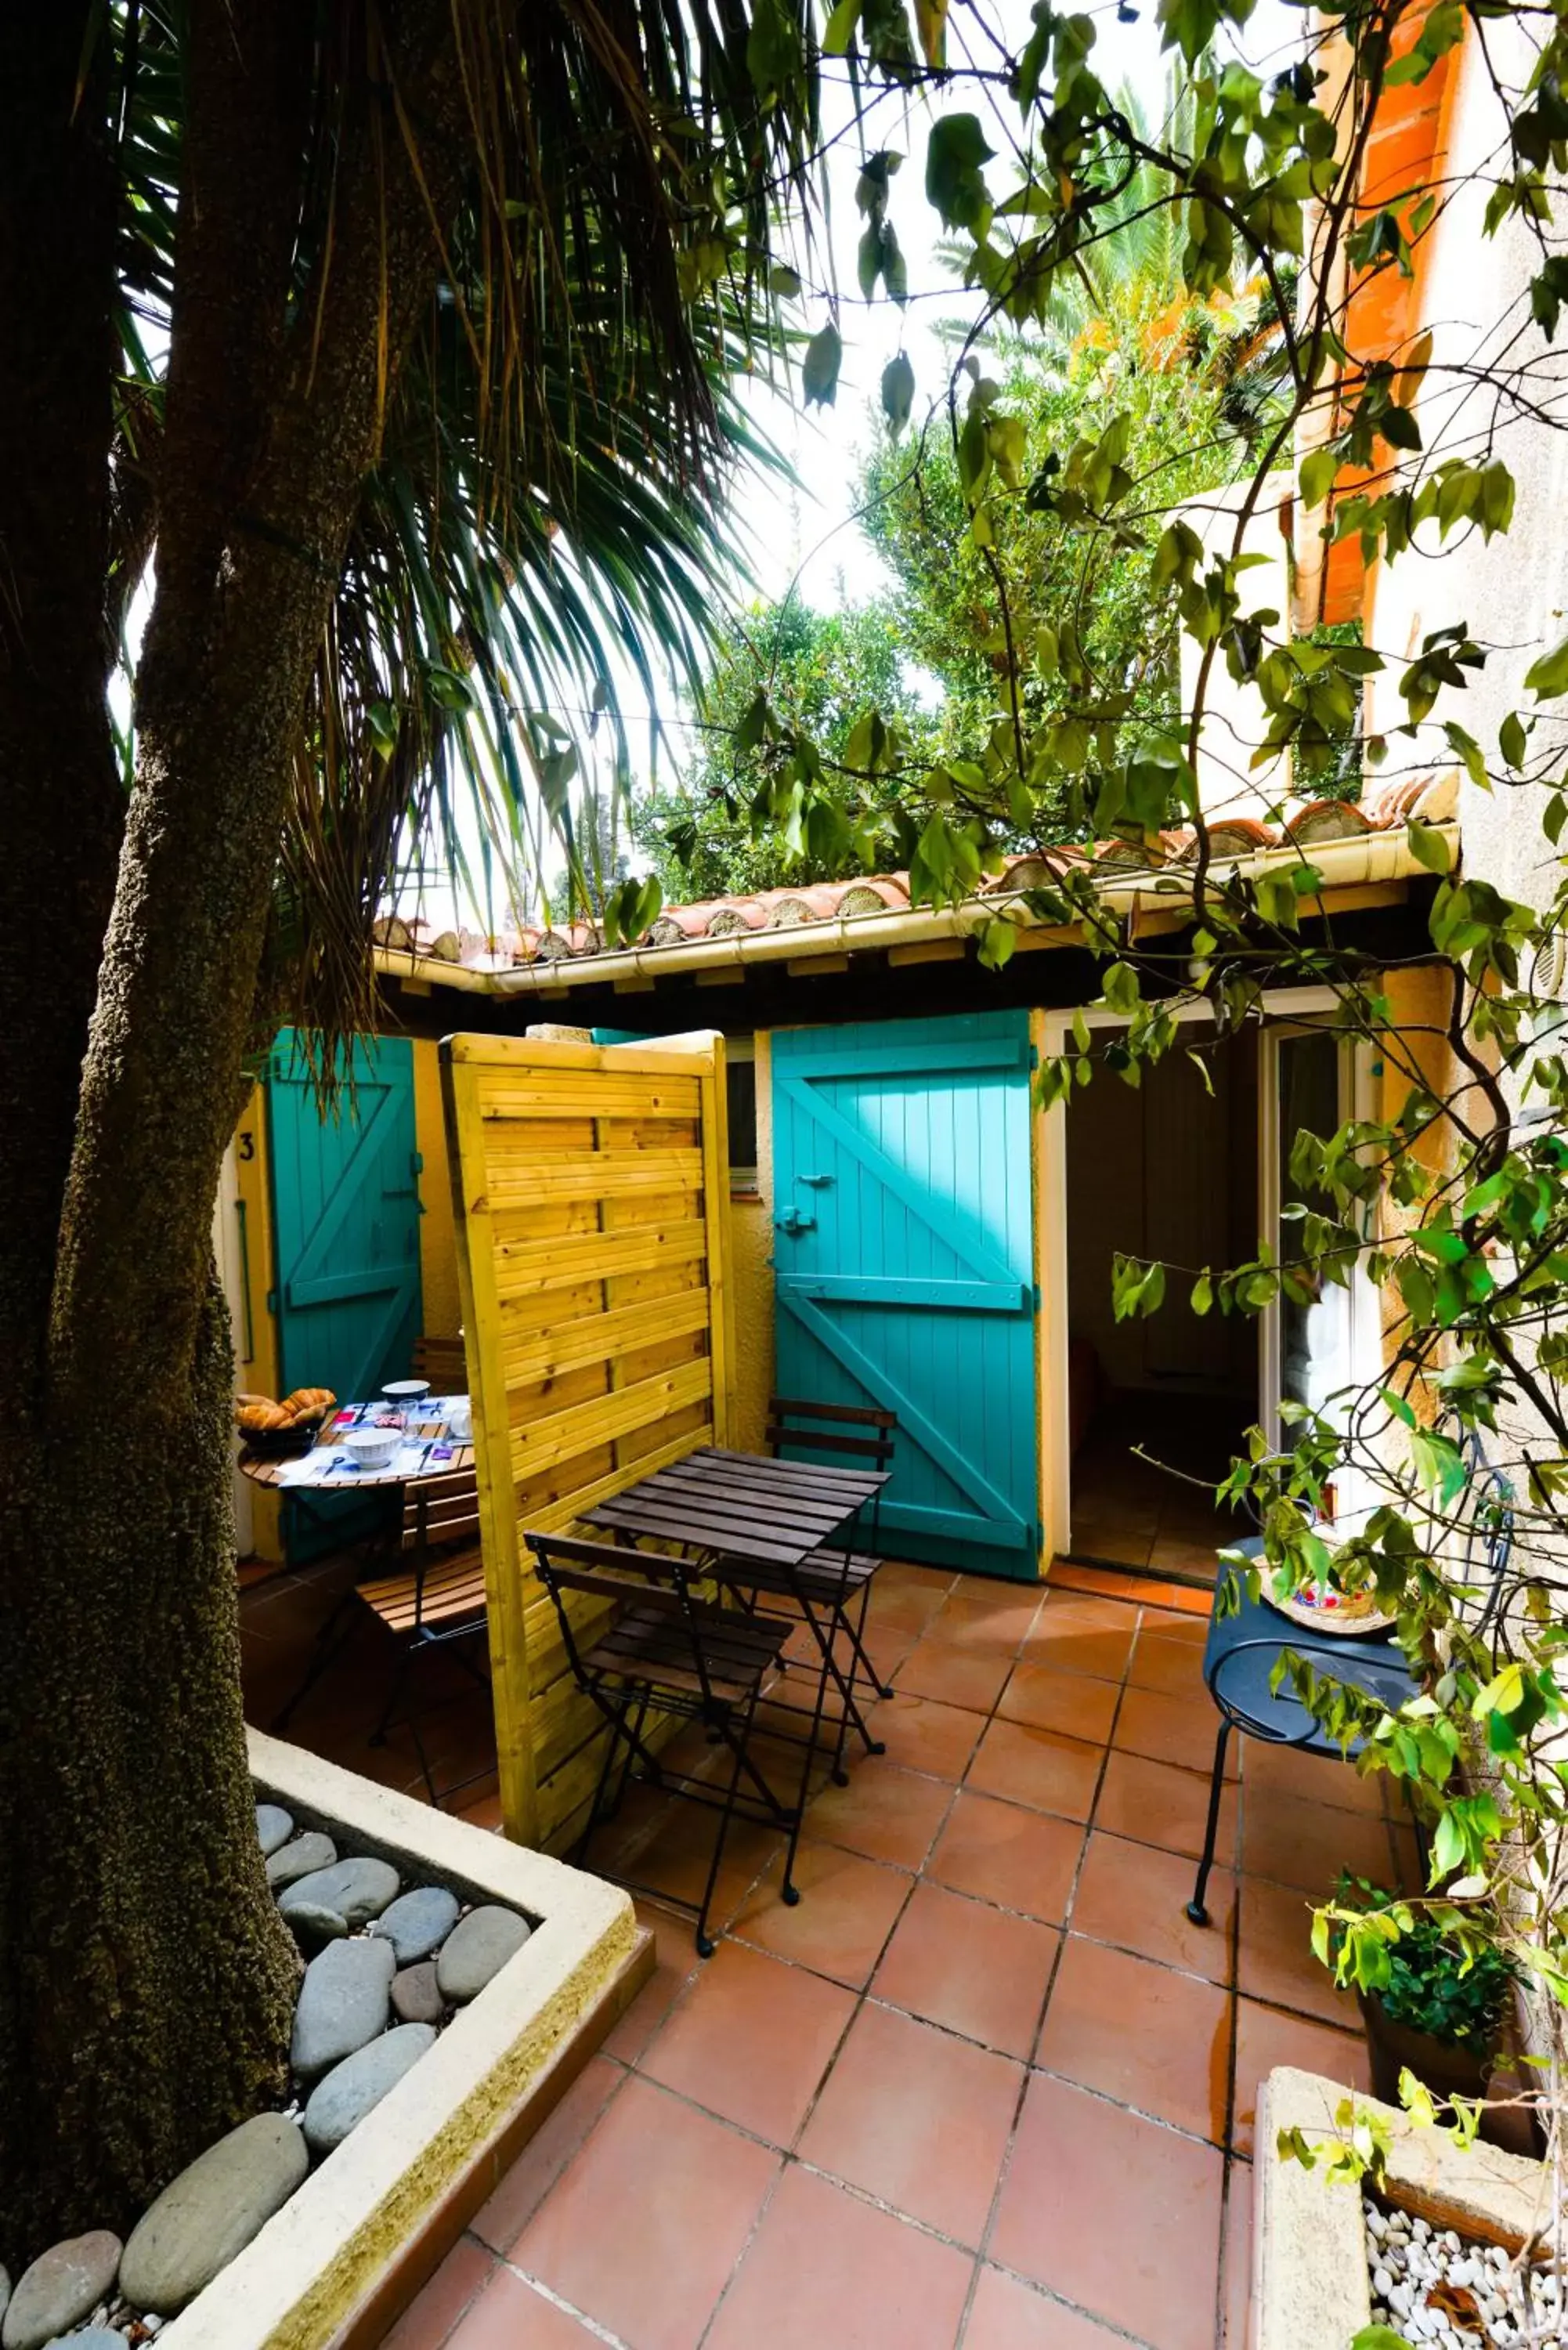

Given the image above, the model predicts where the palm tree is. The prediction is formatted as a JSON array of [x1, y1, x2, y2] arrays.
[[932, 70, 1290, 446], [0, 0, 816, 2252]]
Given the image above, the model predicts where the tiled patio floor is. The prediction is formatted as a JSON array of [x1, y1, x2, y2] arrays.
[[240, 1558, 1416, 2350]]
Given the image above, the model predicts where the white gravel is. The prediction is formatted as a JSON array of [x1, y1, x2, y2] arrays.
[[1365, 2193, 1563, 2347]]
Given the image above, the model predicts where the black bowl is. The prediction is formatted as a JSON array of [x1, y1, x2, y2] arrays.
[[238, 1412, 329, 1459]]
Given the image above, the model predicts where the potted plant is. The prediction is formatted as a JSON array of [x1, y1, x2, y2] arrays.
[[1327, 1878, 1522, 2124]]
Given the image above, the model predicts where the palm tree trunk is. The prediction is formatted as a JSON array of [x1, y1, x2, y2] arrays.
[[0, 0, 471, 2251]]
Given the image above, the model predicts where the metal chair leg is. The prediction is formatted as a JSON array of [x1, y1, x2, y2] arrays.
[[368, 1643, 414, 1748], [1187, 1719, 1231, 1926], [694, 1694, 756, 1960]]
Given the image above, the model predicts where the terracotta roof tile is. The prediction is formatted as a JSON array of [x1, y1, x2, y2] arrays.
[[379, 777, 1455, 975]]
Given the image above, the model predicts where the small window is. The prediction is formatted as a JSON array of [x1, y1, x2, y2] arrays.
[[726, 1045, 758, 1194]]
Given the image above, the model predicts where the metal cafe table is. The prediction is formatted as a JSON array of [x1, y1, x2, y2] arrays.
[[585, 1444, 891, 1780]]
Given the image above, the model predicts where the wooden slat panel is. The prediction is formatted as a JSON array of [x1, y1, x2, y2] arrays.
[[441, 1030, 734, 1846], [493, 1221, 708, 1302], [483, 1150, 704, 1206], [501, 1291, 710, 1388], [509, 1358, 713, 1478]]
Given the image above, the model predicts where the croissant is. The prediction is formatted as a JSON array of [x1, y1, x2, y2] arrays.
[[282, 1386, 336, 1422], [236, 1395, 290, 1433]]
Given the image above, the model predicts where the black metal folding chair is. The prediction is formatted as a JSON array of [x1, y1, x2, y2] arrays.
[[529, 1530, 804, 1956]]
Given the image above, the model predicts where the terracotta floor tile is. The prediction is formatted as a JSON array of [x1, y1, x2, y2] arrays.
[[381, 2236, 496, 2350], [873, 1881, 1060, 2059], [1239, 1785, 1396, 1898], [608, 1797, 786, 1929], [966, 1719, 1103, 1822], [705, 2162, 975, 2350], [808, 1755, 956, 1870], [927, 1589, 1045, 1655], [1134, 1604, 1212, 1640], [1125, 1630, 1211, 1700], [1068, 1831, 1235, 1986], [897, 1634, 1017, 1715], [929, 1789, 1085, 1924], [639, 1939, 855, 2146], [471, 2057, 627, 2254], [1230, 1998, 1368, 2156], [511, 2073, 779, 2350], [880, 1562, 962, 1597], [1035, 1937, 1232, 2143], [1241, 1736, 1387, 1818], [963, 2267, 1133, 2349], [796, 2001, 1024, 2247], [1094, 1749, 1237, 1865], [1021, 1604, 1137, 1684], [1220, 2160, 1254, 2350], [866, 1690, 987, 1781], [998, 1662, 1119, 1747], [447, 2269, 602, 2348], [732, 1837, 913, 1987], [602, 1901, 703, 2064], [1237, 1877, 1360, 2028], [989, 2073, 1223, 2350], [1115, 1687, 1238, 1778]]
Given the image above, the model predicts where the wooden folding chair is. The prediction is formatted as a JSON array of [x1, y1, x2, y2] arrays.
[[349, 1470, 492, 1804], [412, 1334, 468, 1393], [529, 1530, 800, 1956], [761, 1397, 898, 1719]]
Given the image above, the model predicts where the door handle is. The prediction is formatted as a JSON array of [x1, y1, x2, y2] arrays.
[[775, 1208, 816, 1235]]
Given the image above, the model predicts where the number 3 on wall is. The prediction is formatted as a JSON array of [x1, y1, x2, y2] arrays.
[[237, 1131, 256, 1162]]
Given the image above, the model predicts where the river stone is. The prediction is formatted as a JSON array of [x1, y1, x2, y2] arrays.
[[302, 2024, 436, 2156], [0, 2272, 8, 2330], [278, 1856, 399, 1929], [255, 1803, 293, 1857], [42, 2333, 124, 2348], [265, 1831, 337, 1889], [119, 2114, 306, 2316], [371, 1885, 459, 1964], [2, 2236, 121, 2350], [391, 1962, 443, 2025], [279, 1900, 348, 1951], [435, 1906, 531, 2003], [291, 1936, 396, 2081]]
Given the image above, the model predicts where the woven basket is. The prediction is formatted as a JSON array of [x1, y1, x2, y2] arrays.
[[1266, 1582, 1396, 1638]]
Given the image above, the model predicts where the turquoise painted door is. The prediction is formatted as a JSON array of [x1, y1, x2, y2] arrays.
[[266, 1031, 423, 1558], [771, 1011, 1039, 1578]]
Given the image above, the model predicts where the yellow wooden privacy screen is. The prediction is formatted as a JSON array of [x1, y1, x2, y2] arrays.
[[441, 1031, 734, 1846]]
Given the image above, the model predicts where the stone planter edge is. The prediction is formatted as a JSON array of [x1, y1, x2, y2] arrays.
[[156, 1728, 639, 2350], [1255, 2066, 1553, 2350]]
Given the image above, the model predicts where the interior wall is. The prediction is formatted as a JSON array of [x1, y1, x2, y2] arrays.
[[728, 1031, 775, 1458], [1065, 1028, 1258, 1402]]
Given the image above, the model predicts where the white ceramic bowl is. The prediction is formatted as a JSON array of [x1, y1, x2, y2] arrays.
[[382, 1379, 430, 1408], [344, 1426, 399, 1472]]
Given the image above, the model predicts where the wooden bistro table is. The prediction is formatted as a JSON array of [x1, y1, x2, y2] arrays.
[[586, 1444, 891, 1791], [238, 1399, 475, 1494]]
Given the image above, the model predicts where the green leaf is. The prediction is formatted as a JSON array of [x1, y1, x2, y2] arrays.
[[926, 114, 994, 231], [823, 0, 861, 52], [858, 222, 883, 300], [880, 352, 915, 435], [768, 263, 803, 298], [802, 321, 843, 409], [1500, 710, 1527, 768], [978, 917, 1017, 971], [1526, 630, 1568, 698], [1407, 818, 1452, 873]]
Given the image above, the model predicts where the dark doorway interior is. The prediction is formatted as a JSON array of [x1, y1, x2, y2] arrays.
[[1064, 1025, 1259, 1586]]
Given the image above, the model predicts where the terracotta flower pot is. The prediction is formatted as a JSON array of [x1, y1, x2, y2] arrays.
[[1357, 1992, 1541, 2158]]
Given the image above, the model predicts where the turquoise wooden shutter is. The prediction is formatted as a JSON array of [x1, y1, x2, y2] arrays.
[[771, 1010, 1040, 1579], [266, 1030, 424, 1558]]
